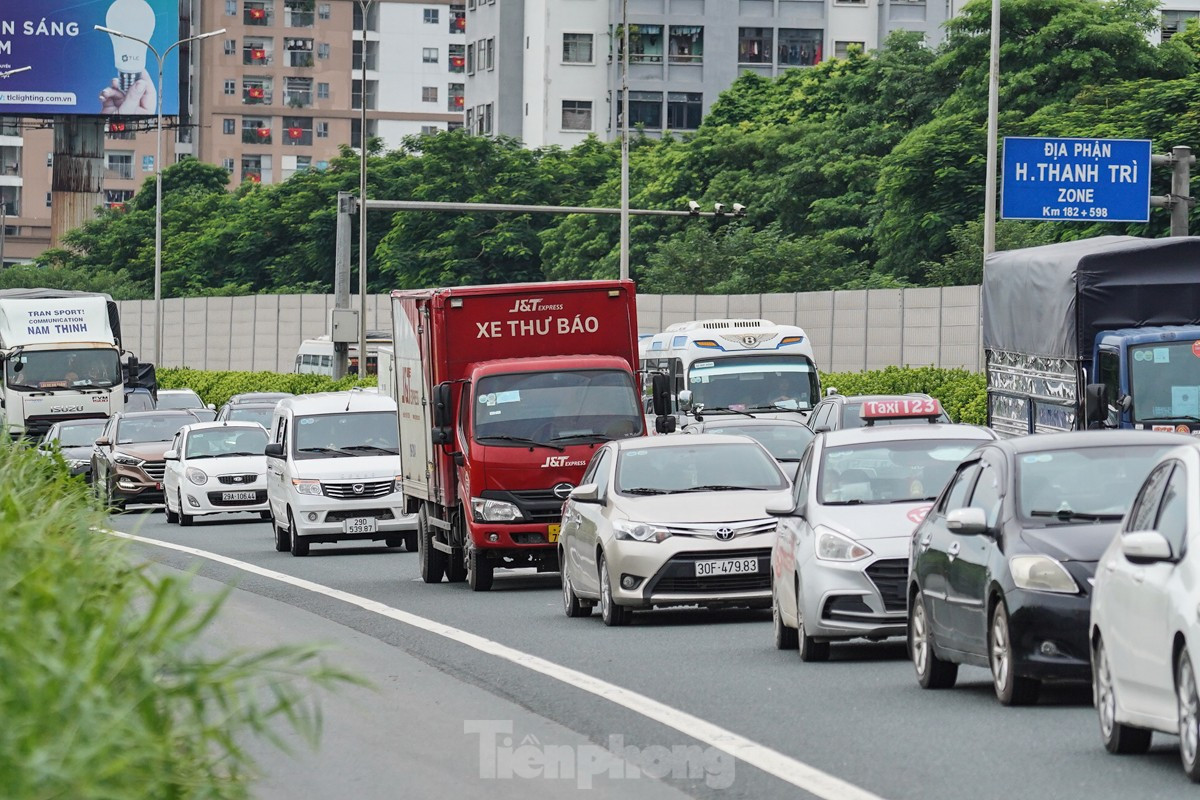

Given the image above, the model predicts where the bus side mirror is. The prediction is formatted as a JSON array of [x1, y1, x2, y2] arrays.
[[1084, 383, 1109, 427], [651, 373, 671, 417]]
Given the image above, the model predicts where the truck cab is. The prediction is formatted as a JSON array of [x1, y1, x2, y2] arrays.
[[1093, 327, 1200, 432]]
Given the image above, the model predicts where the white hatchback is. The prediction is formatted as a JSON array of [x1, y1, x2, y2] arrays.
[[1090, 441, 1200, 781], [164, 422, 270, 526]]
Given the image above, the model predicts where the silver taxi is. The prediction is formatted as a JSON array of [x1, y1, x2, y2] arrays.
[[767, 399, 996, 661]]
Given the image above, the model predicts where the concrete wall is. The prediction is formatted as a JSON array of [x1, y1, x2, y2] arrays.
[[120, 285, 982, 373]]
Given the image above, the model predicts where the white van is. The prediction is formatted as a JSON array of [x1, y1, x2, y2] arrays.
[[265, 390, 417, 556]]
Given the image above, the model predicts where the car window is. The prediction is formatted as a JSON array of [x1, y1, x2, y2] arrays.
[[818, 440, 983, 506], [792, 443, 814, 506], [940, 462, 981, 515], [616, 442, 787, 494], [1126, 461, 1174, 533], [1154, 464, 1188, 556], [969, 461, 1002, 528], [1017, 444, 1176, 522], [591, 449, 612, 497], [810, 403, 833, 431]]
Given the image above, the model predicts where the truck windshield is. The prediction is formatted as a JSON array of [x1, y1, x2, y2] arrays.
[[473, 369, 643, 444], [292, 411, 400, 459], [6, 348, 121, 392], [687, 356, 819, 412], [1129, 341, 1200, 423]]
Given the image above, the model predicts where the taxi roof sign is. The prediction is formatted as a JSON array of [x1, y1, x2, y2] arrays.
[[860, 397, 943, 424]]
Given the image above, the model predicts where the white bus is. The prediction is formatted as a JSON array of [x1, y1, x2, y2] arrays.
[[293, 332, 391, 377], [639, 318, 821, 418]]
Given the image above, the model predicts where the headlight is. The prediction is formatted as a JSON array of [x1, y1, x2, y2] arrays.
[[815, 526, 872, 562], [393, 476, 404, 494], [186, 467, 208, 486], [471, 497, 522, 522], [613, 519, 671, 543], [291, 479, 323, 496], [112, 452, 141, 467], [1010, 555, 1078, 594]]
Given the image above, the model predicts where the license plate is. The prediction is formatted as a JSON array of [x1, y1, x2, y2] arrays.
[[695, 558, 758, 577], [548, 523, 561, 543], [344, 517, 377, 534], [221, 491, 257, 502]]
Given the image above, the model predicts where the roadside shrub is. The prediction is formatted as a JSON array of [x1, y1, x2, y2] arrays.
[[820, 366, 986, 425], [158, 367, 376, 407], [0, 441, 357, 799]]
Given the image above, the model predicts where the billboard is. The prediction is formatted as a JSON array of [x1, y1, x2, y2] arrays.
[[0, 0, 180, 117]]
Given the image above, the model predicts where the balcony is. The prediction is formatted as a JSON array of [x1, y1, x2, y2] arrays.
[[283, 127, 313, 146], [284, 91, 312, 108], [243, 89, 273, 104], [244, 8, 273, 25], [242, 129, 273, 144], [243, 49, 273, 66], [288, 51, 314, 67], [285, 6, 314, 27], [105, 164, 134, 181]]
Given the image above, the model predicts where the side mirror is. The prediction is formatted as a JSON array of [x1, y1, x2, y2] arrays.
[[946, 507, 988, 535], [655, 415, 677, 434], [431, 427, 451, 445], [677, 389, 694, 412], [1121, 530, 1176, 564], [814, 425, 831, 434], [432, 382, 453, 428], [765, 497, 797, 517], [651, 373, 671, 417], [163, 450, 178, 461], [1084, 383, 1109, 427], [569, 483, 602, 504], [264, 442, 284, 459], [207, 403, 216, 411], [95, 436, 111, 448]]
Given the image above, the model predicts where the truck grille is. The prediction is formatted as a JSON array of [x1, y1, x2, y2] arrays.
[[497, 488, 567, 522], [217, 474, 258, 485], [141, 461, 166, 482], [865, 559, 908, 612], [323, 480, 394, 499]]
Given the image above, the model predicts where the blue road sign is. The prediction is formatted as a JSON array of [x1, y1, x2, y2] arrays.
[[1001, 137, 1151, 223]]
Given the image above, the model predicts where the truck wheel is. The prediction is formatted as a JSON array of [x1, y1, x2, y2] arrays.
[[418, 505, 446, 583], [288, 510, 309, 556], [467, 547, 493, 592], [444, 507, 469, 582]]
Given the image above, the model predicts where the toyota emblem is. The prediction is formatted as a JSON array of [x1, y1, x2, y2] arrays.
[[716, 527, 735, 541], [553, 482, 574, 500], [352, 483, 365, 494]]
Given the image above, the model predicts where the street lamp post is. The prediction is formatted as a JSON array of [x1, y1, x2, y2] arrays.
[[93, 24, 225, 367], [619, 0, 630, 280], [357, 0, 375, 379]]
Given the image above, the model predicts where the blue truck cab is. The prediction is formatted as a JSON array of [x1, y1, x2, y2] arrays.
[[1094, 327, 1200, 431]]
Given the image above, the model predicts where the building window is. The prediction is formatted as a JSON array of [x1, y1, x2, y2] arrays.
[[283, 116, 313, 146], [627, 24, 663, 63], [422, 86, 438, 102], [284, 76, 313, 107], [317, 82, 329, 99], [563, 33, 593, 63], [486, 37, 494, 69], [625, 91, 662, 128], [562, 100, 592, 131], [778, 29, 822, 66], [1162, 10, 1199, 40], [243, 77, 272, 104], [738, 28, 773, 64], [465, 108, 474, 131], [244, 39, 272, 65], [317, 42, 330, 59], [450, 9, 465, 34], [226, 0, 236, 14], [317, 3, 330, 19], [316, 121, 329, 138], [424, 8, 439, 24], [222, 158, 235, 172], [286, 37, 315, 67], [467, 42, 475, 73], [421, 125, 439, 135], [448, 83, 465, 112], [669, 26, 703, 63], [284, 0, 314, 28], [667, 92, 702, 129], [244, 1, 271, 26], [223, 39, 237, 55], [423, 47, 438, 63], [449, 43, 465, 72], [46, 192, 52, 208], [484, 103, 493, 135], [241, 118, 271, 144], [105, 152, 134, 180], [834, 40, 863, 59], [353, 39, 378, 70], [223, 118, 236, 134], [224, 79, 236, 95]]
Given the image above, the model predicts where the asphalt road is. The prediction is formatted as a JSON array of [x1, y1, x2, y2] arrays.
[[109, 508, 1194, 800]]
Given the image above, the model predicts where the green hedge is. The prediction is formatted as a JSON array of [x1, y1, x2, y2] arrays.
[[820, 366, 986, 425], [158, 367, 376, 407], [0, 442, 355, 799]]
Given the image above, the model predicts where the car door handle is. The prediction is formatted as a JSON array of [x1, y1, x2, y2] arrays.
[[1105, 559, 1117, 572], [947, 541, 961, 561], [1133, 570, 1145, 584]]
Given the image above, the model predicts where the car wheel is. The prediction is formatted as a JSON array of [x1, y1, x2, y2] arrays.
[[911, 589, 958, 689], [599, 554, 631, 627], [164, 494, 178, 524], [272, 512, 290, 552], [990, 601, 1038, 706], [288, 510, 309, 556], [772, 583, 798, 650], [417, 504, 446, 583], [561, 552, 592, 618], [1094, 635, 1152, 754], [402, 531, 418, 552], [1178, 648, 1200, 781], [467, 546, 493, 592], [795, 578, 830, 662], [104, 479, 124, 514], [178, 492, 193, 527]]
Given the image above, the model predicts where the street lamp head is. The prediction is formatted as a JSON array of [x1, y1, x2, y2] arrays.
[[193, 28, 227, 41]]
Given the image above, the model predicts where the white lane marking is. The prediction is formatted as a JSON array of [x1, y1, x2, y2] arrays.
[[109, 530, 886, 800]]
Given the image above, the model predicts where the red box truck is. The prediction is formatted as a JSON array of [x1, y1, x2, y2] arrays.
[[391, 280, 670, 591]]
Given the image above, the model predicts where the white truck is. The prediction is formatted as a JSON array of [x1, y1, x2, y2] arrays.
[[0, 290, 126, 437]]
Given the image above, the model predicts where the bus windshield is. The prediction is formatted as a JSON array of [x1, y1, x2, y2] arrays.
[[473, 369, 644, 445], [1129, 341, 1200, 423], [687, 356, 818, 412], [6, 348, 121, 392]]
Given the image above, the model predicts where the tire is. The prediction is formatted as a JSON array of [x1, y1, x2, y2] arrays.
[[178, 492, 193, 527], [990, 601, 1039, 706], [1094, 635, 1152, 754], [164, 495, 178, 524], [772, 583, 798, 650], [417, 504, 446, 583], [911, 589, 958, 689], [104, 479, 125, 514], [796, 578, 830, 662], [599, 555, 631, 627], [385, 537, 404, 548], [402, 531, 418, 552], [467, 547, 493, 592], [1178, 649, 1200, 781], [562, 553, 592, 618], [288, 510, 309, 556], [444, 507, 468, 583], [273, 512, 290, 552]]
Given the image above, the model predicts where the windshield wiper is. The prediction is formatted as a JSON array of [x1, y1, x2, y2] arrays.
[[697, 406, 756, 418], [622, 487, 672, 495], [823, 499, 867, 506], [475, 435, 564, 452], [341, 445, 400, 455], [550, 433, 612, 443], [1029, 509, 1123, 522], [1139, 415, 1200, 424], [297, 446, 356, 456], [681, 484, 762, 492]]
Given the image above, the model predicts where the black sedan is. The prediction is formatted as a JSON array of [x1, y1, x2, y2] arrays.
[[37, 419, 108, 479], [907, 430, 1193, 705], [681, 416, 814, 480]]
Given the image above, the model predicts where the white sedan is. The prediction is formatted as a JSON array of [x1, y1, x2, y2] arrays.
[[1090, 441, 1200, 781], [163, 422, 271, 526]]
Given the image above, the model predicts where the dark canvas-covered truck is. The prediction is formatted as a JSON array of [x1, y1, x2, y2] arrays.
[[983, 235, 1200, 436]]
